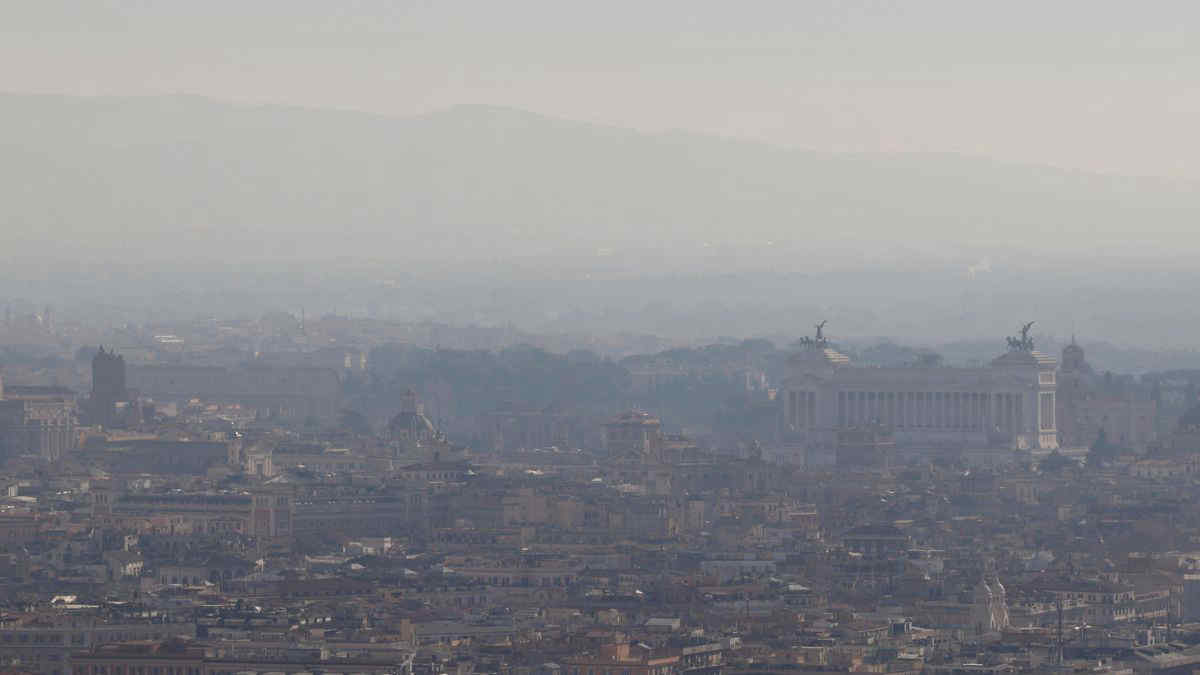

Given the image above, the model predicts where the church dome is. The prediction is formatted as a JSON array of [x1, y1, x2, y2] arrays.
[[387, 389, 438, 440], [388, 410, 436, 436], [1061, 338, 1089, 372]]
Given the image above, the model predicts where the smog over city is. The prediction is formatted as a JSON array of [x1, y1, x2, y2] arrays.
[[2, 3, 1200, 674]]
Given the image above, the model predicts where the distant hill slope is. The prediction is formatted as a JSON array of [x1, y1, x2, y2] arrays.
[[1, 93, 1196, 261]]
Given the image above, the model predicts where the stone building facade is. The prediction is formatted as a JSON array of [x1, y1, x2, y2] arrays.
[[0, 383, 77, 461], [779, 328, 1058, 455], [1056, 338, 1156, 450]]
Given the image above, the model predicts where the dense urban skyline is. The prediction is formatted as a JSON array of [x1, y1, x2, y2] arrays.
[[4, 6, 1200, 675]]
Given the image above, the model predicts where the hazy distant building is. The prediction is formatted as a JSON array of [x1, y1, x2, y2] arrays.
[[127, 364, 341, 421], [84, 439, 229, 475], [90, 346, 128, 427], [1056, 338, 1156, 450], [256, 346, 368, 376], [0, 384, 77, 461], [387, 389, 468, 463], [604, 410, 665, 462], [835, 425, 895, 469], [479, 403, 572, 452], [780, 325, 1058, 454], [1169, 405, 1200, 455], [92, 485, 293, 545]]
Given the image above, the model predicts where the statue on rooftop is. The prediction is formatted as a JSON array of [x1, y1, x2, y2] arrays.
[[1006, 322, 1036, 352], [1021, 321, 1035, 344], [795, 321, 830, 349]]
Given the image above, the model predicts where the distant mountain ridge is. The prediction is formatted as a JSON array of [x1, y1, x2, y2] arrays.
[[1, 93, 1196, 261]]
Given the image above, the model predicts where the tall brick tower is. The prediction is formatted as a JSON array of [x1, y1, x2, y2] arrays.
[[90, 346, 127, 427]]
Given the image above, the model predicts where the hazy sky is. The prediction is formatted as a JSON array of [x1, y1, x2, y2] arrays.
[[4, 1, 1200, 180]]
